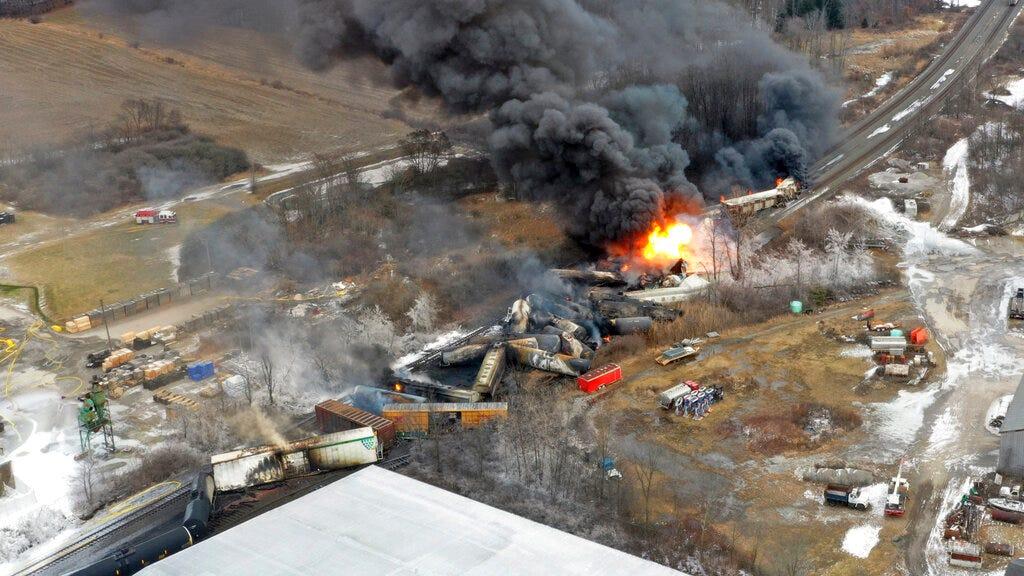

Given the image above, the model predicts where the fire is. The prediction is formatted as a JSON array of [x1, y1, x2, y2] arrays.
[[641, 222, 693, 261]]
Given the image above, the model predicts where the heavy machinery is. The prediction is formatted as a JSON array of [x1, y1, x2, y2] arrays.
[[885, 461, 909, 517], [77, 382, 114, 453]]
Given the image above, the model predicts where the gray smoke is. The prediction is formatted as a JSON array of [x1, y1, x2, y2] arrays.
[[90, 0, 839, 245]]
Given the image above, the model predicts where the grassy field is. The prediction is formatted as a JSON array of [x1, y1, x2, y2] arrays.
[[0, 7, 425, 162], [3, 199, 234, 319]]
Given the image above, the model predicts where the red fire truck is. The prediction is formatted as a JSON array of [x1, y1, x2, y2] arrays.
[[134, 208, 177, 224]]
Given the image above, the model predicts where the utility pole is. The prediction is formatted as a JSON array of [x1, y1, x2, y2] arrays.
[[99, 299, 112, 351]]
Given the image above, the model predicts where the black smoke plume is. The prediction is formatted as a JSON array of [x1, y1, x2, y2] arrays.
[[88, 0, 839, 245]]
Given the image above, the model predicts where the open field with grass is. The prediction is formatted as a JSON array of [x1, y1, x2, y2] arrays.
[[3, 198, 235, 319], [0, 7, 428, 162]]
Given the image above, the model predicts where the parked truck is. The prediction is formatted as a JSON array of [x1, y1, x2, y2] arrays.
[[824, 484, 871, 510], [1010, 288, 1024, 320]]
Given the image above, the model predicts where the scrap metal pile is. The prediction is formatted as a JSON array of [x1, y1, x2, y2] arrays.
[[393, 266, 687, 401]]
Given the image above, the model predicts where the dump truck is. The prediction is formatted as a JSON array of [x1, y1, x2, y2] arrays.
[[1010, 288, 1024, 320], [824, 484, 871, 510]]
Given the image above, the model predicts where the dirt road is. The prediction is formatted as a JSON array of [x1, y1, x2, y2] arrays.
[[854, 206, 1024, 574]]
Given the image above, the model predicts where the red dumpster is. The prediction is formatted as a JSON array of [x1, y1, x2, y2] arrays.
[[577, 364, 622, 394]]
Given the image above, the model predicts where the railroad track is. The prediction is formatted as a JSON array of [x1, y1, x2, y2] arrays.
[[401, 325, 492, 373], [380, 453, 412, 470], [14, 485, 192, 576]]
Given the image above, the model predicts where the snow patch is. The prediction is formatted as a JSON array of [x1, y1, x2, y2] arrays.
[[841, 525, 881, 558], [893, 98, 925, 122], [845, 196, 977, 258], [843, 72, 894, 107], [985, 77, 1024, 107], [868, 124, 891, 139], [930, 68, 955, 91], [940, 138, 970, 232], [840, 345, 873, 359], [926, 405, 959, 457]]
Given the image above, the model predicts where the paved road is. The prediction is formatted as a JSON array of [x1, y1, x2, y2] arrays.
[[762, 0, 1023, 235]]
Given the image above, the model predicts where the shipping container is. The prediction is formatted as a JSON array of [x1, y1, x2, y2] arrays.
[[577, 364, 622, 394], [306, 427, 381, 470], [382, 402, 508, 437], [315, 400, 397, 450]]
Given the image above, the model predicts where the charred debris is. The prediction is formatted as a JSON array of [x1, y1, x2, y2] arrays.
[[390, 259, 696, 403]]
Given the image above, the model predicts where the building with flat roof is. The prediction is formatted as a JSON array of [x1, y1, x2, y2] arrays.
[[140, 466, 685, 576], [999, 376, 1024, 479]]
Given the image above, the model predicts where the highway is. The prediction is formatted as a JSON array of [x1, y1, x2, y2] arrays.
[[766, 0, 1022, 232]]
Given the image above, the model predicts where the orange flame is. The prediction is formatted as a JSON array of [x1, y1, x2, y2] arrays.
[[642, 222, 693, 261]]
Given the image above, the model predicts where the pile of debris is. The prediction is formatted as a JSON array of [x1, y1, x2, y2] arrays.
[[391, 265, 689, 401], [846, 309, 935, 384]]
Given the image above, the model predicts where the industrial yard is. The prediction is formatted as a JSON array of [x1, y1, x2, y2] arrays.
[[4, 1, 1024, 576]]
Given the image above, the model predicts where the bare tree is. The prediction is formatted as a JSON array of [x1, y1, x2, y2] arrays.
[[400, 129, 453, 175], [632, 444, 658, 528], [256, 350, 278, 406], [775, 541, 812, 576]]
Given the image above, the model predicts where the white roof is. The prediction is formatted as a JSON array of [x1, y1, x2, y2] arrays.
[[140, 466, 685, 576]]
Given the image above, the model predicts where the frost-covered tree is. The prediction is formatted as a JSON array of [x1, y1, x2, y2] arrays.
[[406, 293, 438, 333]]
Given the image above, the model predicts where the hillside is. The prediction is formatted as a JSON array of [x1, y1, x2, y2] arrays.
[[0, 8, 433, 162]]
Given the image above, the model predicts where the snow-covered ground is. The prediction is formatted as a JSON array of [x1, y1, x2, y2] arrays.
[[985, 76, 1024, 108], [941, 138, 971, 232], [842, 524, 882, 558], [843, 72, 894, 108]]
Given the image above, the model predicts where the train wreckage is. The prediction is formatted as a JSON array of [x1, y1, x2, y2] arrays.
[[390, 261, 704, 403]]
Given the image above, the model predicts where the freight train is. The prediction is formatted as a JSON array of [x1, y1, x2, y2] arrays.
[[67, 473, 215, 576], [720, 177, 801, 219]]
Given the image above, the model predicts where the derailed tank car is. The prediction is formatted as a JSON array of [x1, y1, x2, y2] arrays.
[[66, 473, 214, 576]]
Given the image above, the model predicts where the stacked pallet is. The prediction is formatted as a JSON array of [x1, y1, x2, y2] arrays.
[[64, 316, 92, 334], [143, 359, 176, 381], [101, 348, 134, 372], [153, 389, 199, 411]]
